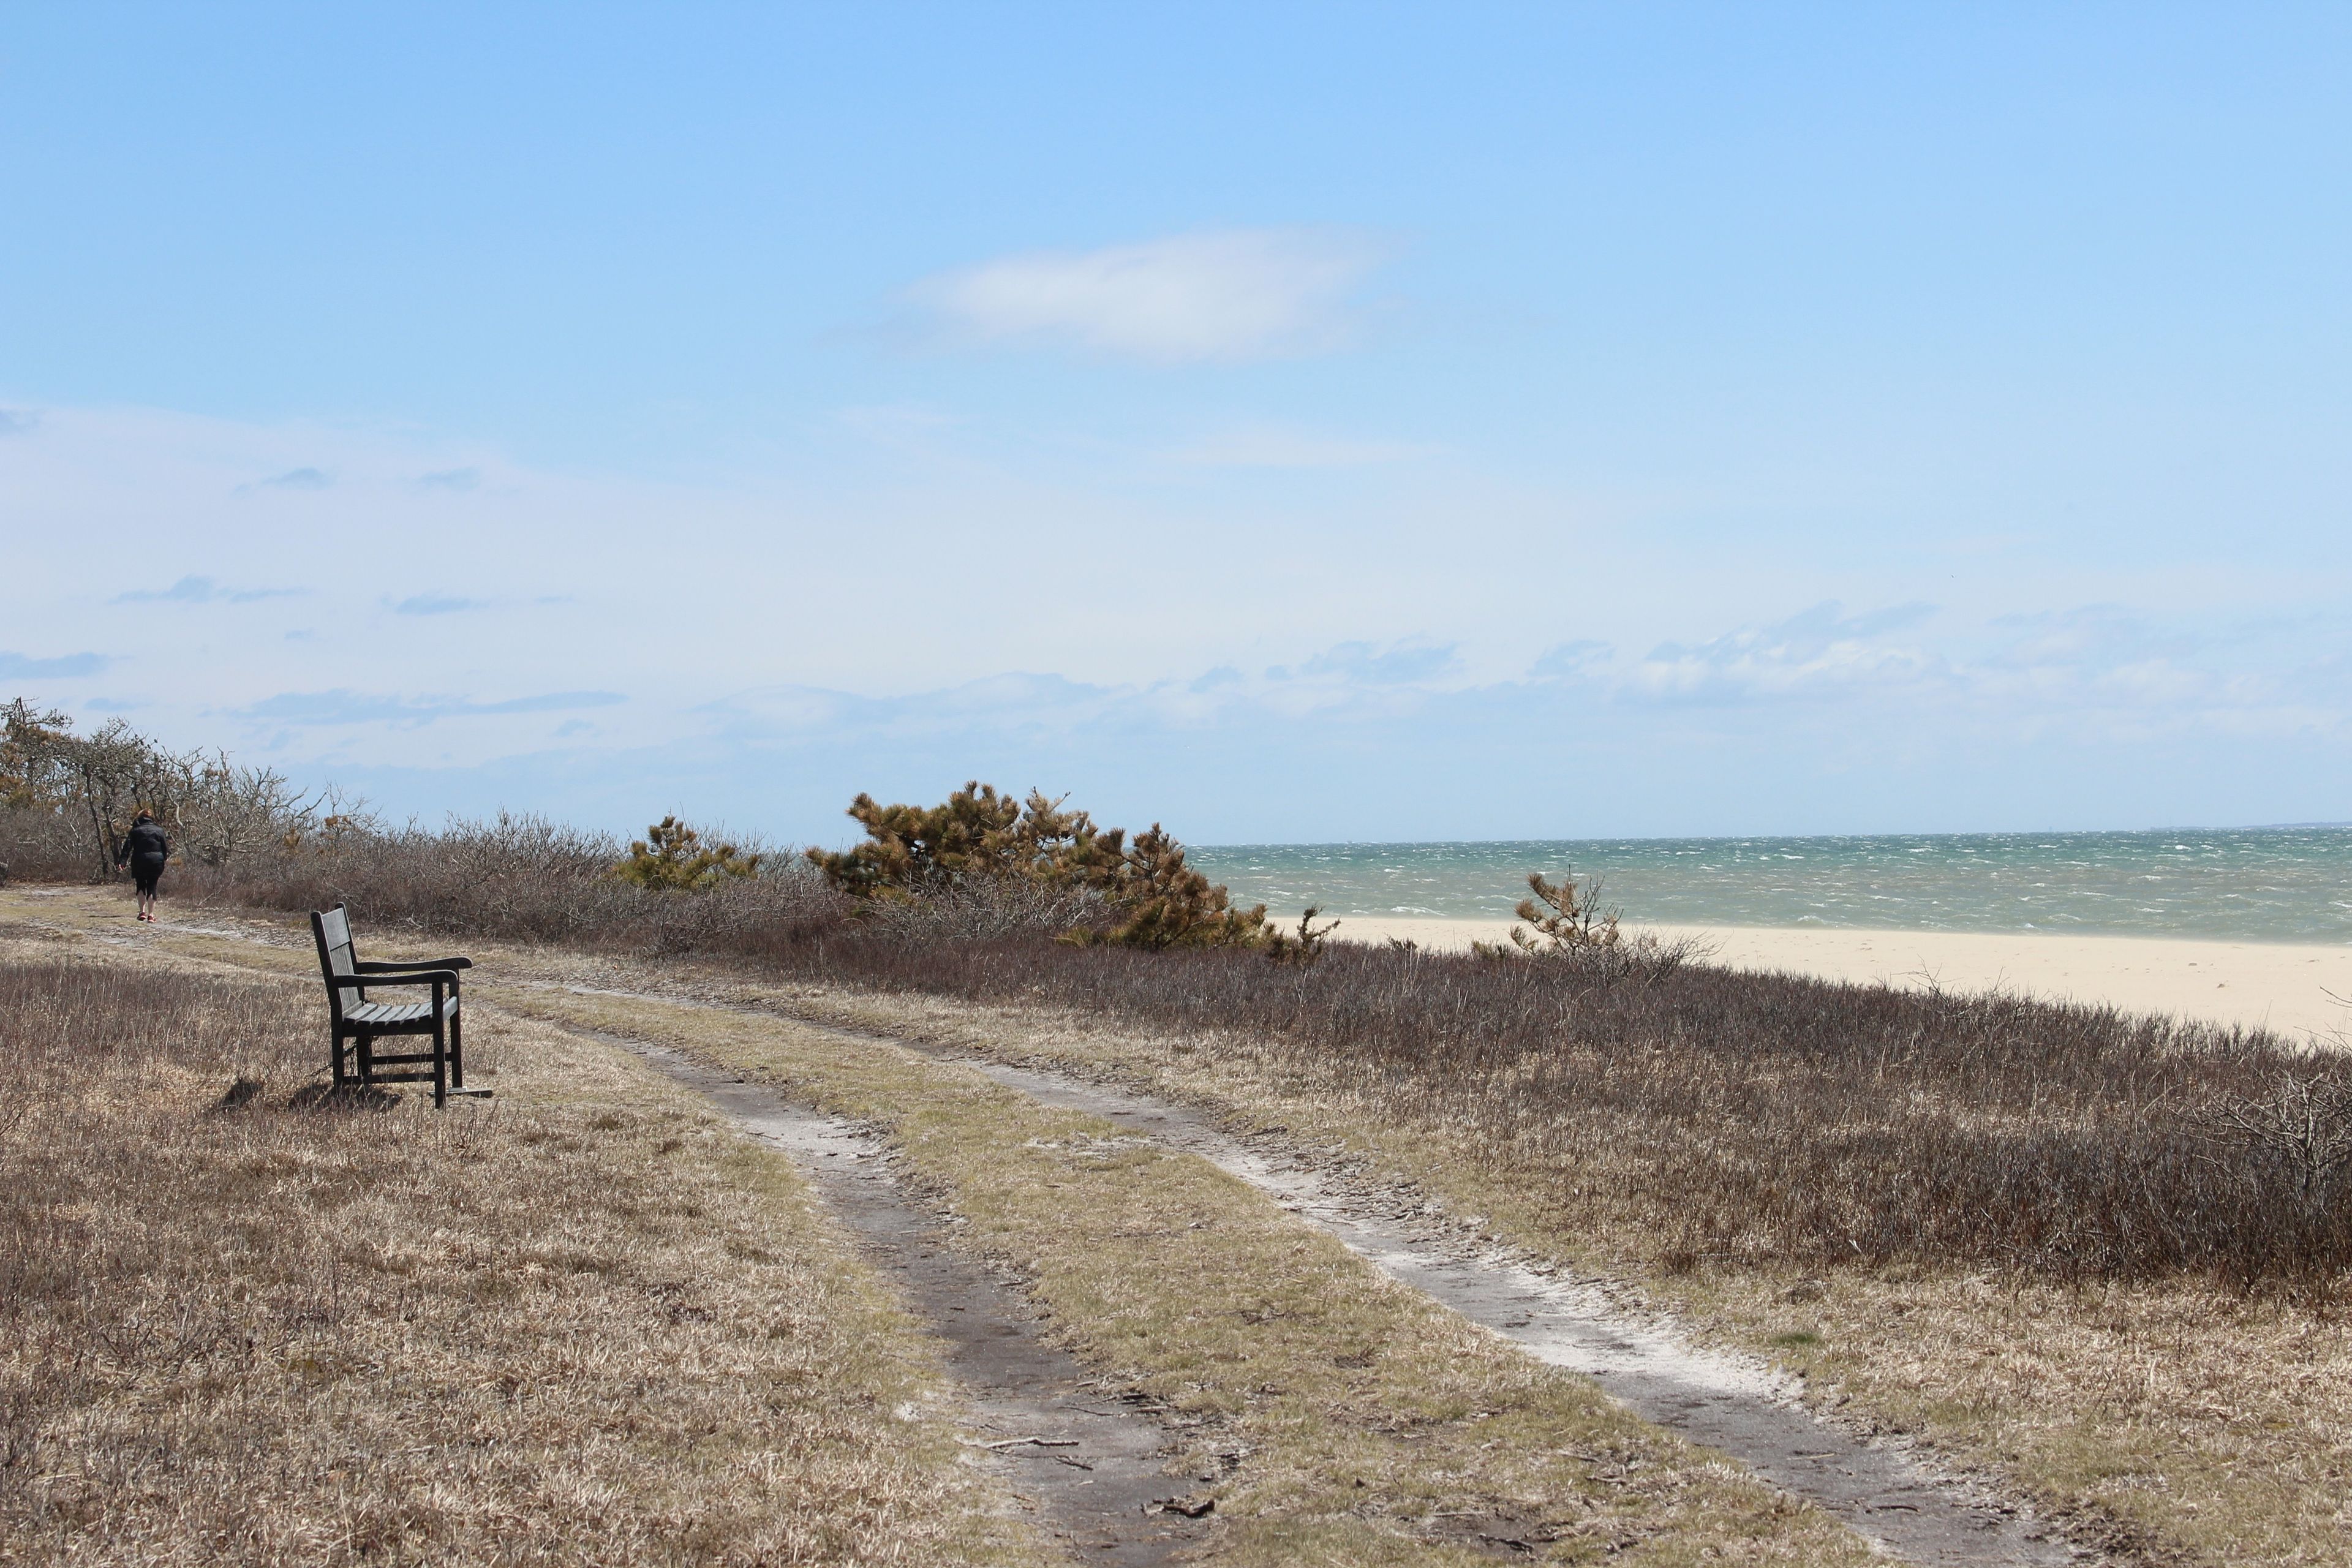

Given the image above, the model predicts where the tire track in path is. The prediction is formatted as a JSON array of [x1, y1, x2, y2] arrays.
[[944, 1051, 2086, 1567], [487, 1017, 1215, 1567]]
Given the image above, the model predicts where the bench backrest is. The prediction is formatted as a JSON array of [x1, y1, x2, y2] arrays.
[[310, 905, 363, 1019]]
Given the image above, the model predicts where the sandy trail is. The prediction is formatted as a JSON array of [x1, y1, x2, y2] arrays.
[[536, 978, 2085, 1567], [1343, 916, 2352, 1041], [553, 1025, 1213, 1566]]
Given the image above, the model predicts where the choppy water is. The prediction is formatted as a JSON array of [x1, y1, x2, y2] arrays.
[[1190, 827, 2352, 944]]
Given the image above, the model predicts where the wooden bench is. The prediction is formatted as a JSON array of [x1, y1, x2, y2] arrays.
[[310, 904, 488, 1106]]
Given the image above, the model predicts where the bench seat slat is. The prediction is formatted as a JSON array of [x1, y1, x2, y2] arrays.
[[346, 997, 459, 1026]]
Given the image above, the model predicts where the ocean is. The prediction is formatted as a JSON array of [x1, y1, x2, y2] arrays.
[[1189, 827, 2352, 945]]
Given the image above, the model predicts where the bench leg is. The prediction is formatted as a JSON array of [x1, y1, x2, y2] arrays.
[[357, 1033, 375, 1086], [449, 1006, 465, 1090], [432, 1008, 448, 1109], [331, 1028, 347, 1087]]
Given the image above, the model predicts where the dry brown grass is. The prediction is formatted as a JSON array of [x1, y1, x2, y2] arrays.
[[0, 932, 1052, 1567], [24, 878, 2352, 1561], [6, 891, 1883, 1565]]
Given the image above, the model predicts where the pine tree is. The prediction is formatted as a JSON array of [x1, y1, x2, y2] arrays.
[[807, 784, 1269, 948]]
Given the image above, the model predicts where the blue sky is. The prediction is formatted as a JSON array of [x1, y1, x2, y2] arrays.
[[6, 4, 2350, 844]]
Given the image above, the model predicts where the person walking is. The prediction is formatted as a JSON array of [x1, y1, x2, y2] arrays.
[[118, 811, 170, 922]]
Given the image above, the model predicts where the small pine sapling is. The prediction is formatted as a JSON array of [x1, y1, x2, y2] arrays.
[[612, 816, 762, 891], [1264, 906, 1340, 965], [1509, 870, 1621, 957]]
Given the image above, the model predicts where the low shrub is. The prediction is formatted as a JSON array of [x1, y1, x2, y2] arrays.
[[745, 929, 2352, 1291], [172, 812, 845, 955]]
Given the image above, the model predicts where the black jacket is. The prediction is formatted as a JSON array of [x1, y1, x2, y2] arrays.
[[121, 821, 170, 865]]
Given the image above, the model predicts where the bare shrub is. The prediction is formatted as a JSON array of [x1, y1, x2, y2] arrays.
[[856, 875, 1117, 944], [173, 812, 847, 957], [2197, 1073, 2352, 1206], [0, 804, 85, 882], [731, 930, 2352, 1291], [2, 699, 350, 880]]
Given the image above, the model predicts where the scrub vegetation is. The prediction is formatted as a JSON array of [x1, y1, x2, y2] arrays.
[[143, 783, 2352, 1291], [749, 932, 2352, 1289], [1, 699, 368, 882]]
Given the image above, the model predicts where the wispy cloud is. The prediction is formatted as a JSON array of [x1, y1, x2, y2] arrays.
[[1175, 425, 1435, 469], [911, 228, 1386, 364], [240, 689, 626, 728], [115, 575, 304, 605], [699, 604, 2351, 761], [1984, 605, 2199, 669], [1621, 601, 1943, 706], [1506, 600, 2352, 745], [393, 594, 486, 616], [0, 650, 109, 678], [1530, 639, 1613, 678], [0, 409, 36, 437], [703, 639, 1476, 755], [1298, 640, 1461, 686], [415, 467, 480, 492], [236, 466, 331, 494]]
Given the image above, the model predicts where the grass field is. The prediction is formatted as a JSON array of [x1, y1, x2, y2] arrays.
[[0, 926, 1054, 1567], [12, 877, 2352, 1564], [2, 888, 1887, 1565]]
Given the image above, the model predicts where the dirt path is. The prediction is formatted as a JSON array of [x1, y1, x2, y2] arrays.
[[536, 974, 2082, 1566], [559, 1025, 1213, 1566]]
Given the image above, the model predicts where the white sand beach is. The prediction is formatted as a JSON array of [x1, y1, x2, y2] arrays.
[[1338, 917, 2352, 1042]]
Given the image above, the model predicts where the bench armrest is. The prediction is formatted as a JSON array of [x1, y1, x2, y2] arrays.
[[357, 957, 473, 972], [353, 970, 463, 989]]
